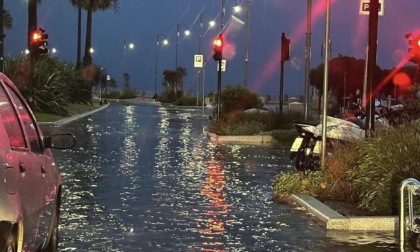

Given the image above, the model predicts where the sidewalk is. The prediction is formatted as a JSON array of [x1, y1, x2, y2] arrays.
[[38, 103, 110, 126]]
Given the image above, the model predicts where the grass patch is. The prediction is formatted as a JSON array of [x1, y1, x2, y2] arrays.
[[35, 101, 103, 122]]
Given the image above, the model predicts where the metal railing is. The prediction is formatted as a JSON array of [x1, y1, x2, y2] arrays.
[[399, 178, 420, 250]]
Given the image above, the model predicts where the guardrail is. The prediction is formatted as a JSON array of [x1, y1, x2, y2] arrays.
[[399, 178, 420, 250]]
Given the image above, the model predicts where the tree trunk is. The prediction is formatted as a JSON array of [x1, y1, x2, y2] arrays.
[[0, 0, 5, 72], [83, 7, 93, 67], [27, 0, 37, 48]]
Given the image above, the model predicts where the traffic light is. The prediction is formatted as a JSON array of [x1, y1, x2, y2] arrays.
[[30, 28, 48, 56], [213, 34, 224, 61], [408, 35, 420, 64], [281, 32, 291, 62]]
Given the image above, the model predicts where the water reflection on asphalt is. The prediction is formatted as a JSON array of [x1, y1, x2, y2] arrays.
[[43, 103, 400, 251]]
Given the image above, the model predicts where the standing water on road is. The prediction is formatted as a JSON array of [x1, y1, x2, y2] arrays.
[[43, 103, 398, 251]]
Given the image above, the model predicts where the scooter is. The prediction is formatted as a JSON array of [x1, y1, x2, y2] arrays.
[[290, 102, 400, 173], [289, 121, 320, 172]]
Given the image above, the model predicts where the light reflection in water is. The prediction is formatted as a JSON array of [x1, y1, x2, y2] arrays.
[[48, 104, 400, 251], [198, 160, 228, 249]]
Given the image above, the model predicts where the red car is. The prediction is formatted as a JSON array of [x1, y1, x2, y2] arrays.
[[0, 73, 75, 251]]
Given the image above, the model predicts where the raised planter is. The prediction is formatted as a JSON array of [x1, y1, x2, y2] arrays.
[[208, 132, 276, 145]]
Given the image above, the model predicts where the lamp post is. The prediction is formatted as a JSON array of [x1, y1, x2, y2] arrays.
[[233, 0, 250, 87], [105, 74, 110, 104], [155, 34, 169, 98], [99, 67, 106, 105], [123, 40, 135, 72], [244, 0, 250, 87], [175, 23, 190, 69], [198, 13, 216, 115]]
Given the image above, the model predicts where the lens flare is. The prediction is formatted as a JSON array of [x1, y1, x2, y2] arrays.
[[393, 72, 411, 86]]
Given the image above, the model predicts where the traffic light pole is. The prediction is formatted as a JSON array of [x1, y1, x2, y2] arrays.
[[217, 59, 222, 119], [279, 60, 284, 113]]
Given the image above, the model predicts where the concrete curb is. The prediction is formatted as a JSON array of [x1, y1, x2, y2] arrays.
[[39, 103, 110, 127], [207, 132, 276, 145], [291, 194, 398, 231]]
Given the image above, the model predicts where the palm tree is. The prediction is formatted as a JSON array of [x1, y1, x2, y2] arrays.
[[109, 78, 117, 91], [69, 0, 83, 68], [2, 9, 13, 29], [28, 0, 41, 48], [69, 0, 119, 67], [0, 4, 13, 72], [162, 67, 187, 100]]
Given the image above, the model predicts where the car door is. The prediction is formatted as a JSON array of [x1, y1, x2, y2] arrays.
[[0, 80, 44, 245], [4, 81, 58, 241]]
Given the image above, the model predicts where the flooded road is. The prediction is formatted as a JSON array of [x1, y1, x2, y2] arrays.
[[43, 103, 399, 251]]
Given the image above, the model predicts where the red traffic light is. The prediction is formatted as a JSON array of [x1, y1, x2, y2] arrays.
[[213, 34, 224, 61], [214, 37, 223, 48], [30, 28, 49, 56], [281, 32, 291, 62], [408, 35, 420, 63]]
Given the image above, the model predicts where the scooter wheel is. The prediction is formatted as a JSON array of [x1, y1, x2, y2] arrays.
[[295, 150, 307, 173]]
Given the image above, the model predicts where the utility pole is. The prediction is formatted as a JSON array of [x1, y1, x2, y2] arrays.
[[280, 32, 290, 113], [304, 0, 312, 121]]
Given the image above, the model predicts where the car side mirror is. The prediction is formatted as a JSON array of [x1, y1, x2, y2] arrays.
[[43, 134, 77, 150]]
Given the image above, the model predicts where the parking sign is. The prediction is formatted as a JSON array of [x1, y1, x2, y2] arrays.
[[194, 54, 204, 68], [359, 0, 384, 16]]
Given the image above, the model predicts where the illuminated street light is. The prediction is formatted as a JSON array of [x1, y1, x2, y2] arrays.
[[123, 40, 135, 72], [176, 23, 190, 69], [89, 47, 95, 54], [155, 34, 169, 98], [233, 1, 242, 13], [232, 0, 250, 87]]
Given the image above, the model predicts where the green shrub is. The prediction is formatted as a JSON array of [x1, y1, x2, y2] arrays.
[[173, 96, 204, 106], [209, 110, 312, 136], [273, 171, 329, 198], [220, 85, 263, 115], [104, 91, 121, 99], [272, 121, 420, 215], [270, 129, 297, 145], [348, 121, 420, 214], [158, 90, 184, 103], [120, 87, 137, 99]]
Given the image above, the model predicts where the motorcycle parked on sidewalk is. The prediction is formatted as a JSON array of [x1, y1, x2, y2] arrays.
[[289, 102, 402, 173], [289, 121, 321, 173]]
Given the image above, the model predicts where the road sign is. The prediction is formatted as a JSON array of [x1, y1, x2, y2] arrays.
[[194, 54, 204, 68], [359, 0, 384, 16], [217, 59, 226, 72]]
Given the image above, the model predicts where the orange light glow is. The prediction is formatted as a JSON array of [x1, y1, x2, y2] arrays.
[[32, 32, 42, 41]]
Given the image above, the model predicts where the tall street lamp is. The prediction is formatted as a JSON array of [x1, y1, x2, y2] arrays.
[[99, 67, 106, 105], [233, 0, 250, 87], [155, 34, 169, 98], [198, 13, 216, 115], [176, 23, 190, 69], [123, 40, 135, 72]]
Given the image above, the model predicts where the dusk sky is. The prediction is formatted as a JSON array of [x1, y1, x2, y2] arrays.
[[4, 0, 420, 97]]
